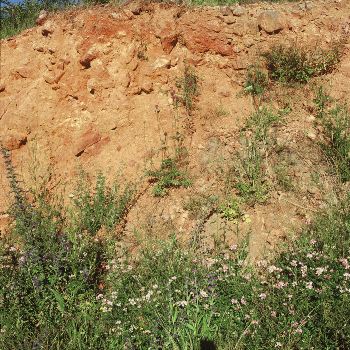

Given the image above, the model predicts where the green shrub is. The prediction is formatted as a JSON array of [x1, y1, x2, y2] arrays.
[[244, 65, 269, 96], [219, 197, 242, 220], [0, 151, 106, 349], [263, 44, 342, 84], [147, 158, 191, 197], [71, 172, 133, 235]]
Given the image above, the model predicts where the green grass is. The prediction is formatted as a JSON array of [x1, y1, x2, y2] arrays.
[[314, 88, 350, 182]]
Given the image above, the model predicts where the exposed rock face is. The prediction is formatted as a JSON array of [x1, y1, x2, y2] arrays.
[[182, 20, 234, 56], [160, 32, 178, 54]]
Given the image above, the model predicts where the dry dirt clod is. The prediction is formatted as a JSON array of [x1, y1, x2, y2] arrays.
[[36, 9, 48, 25], [224, 16, 236, 25], [140, 81, 153, 94], [42, 20, 55, 36], [231, 5, 246, 17], [127, 0, 143, 15], [307, 131, 317, 141], [258, 10, 287, 34], [152, 57, 171, 70], [33, 44, 45, 52], [2, 132, 28, 151], [0, 83, 5, 93], [79, 50, 98, 69], [16, 67, 31, 79], [220, 6, 232, 17], [44, 71, 65, 85]]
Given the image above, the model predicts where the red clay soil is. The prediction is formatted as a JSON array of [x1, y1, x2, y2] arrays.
[[0, 0, 350, 258]]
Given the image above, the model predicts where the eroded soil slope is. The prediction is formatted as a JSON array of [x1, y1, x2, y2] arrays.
[[1, 1, 350, 257]]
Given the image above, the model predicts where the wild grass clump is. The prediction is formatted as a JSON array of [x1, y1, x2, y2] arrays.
[[71, 172, 133, 234], [183, 194, 219, 220], [147, 157, 191, 197], [314, 88, 350, 182], [263, 44, 342, 84], [231, 107, 283, 205], [175, 64, 199, 114], [244, 65, 269, 97]]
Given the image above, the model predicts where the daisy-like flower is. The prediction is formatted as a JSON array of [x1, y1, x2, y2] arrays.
[[268, 265, 278, 273], [301, 265, 308, 277], [315, 267, 326, 276], [229, 244, 238, 252], [291, 260, 298, 267], [200, 290, 209, 298], [305, 281, 313, 289], [275, 281, 287, 289], [259, 293, 267, 300], [176, 300, 188, 307], [340, 258, 349, 269]]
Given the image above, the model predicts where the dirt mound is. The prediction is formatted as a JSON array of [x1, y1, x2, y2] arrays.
[[1, 1, 350, 257]]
